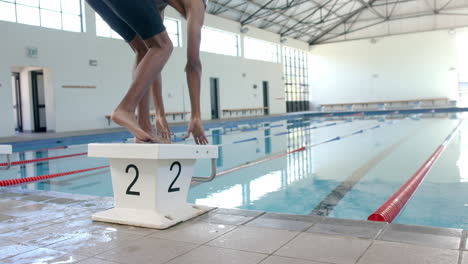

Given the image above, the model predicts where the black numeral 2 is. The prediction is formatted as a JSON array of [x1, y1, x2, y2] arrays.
[[168, 161, 181, 193], [125, 164, 140, 196]]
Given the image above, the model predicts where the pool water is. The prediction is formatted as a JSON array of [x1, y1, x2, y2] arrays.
[[1, 113, 467, 229]]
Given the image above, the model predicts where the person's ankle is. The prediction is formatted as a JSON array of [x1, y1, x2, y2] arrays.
[[139, 122, 153, 132]]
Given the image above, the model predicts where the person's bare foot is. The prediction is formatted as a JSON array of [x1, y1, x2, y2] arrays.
[[134, 121, 169, 144], [111, 109, 162, 143]]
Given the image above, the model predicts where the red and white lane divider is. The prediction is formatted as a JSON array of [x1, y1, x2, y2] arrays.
[[0, 120, 396, 187], [0, 165, 109, 187], [368, 120, 464, 223], [0, 152, 87, 167]]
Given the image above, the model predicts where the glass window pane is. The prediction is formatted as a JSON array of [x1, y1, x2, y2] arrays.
[[17, 5, 40, 26], [0, 2, 16, 22], [16, 0, 39, 7], [61, 0, 80, 14], [1, 0, 84, 32], [201, 27, 239, 56], [96, 14, 111, 37], [110, 30, 123, 39], [244, 37, 279, 63], [62, 13, 81, 32], [163, 18, 181, 47], [40, 0, 61, 11], [168, 34, 178, 46], [164, 18, 178, 34], [40, 9, 61, 29]]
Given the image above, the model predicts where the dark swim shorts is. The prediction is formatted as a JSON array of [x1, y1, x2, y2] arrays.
[[86, 0, 166, 41]]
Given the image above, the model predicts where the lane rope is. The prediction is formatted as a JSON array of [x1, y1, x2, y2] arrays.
[[1, 119, 395, 186], [368, 120, 464, 222], [0, 166, 109, 187], [0, 152, 87, 167]]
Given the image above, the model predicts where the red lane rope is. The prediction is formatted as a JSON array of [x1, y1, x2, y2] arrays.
[[368, 121, 463, 222], [0, 165, 109, 187], [0, 152, 87, 167], [1, 147, 305, 187]]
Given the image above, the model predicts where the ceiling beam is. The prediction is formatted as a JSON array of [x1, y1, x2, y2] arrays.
[[308, 0, 377, 45]]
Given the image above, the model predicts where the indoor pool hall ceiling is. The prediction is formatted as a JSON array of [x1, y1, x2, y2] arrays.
[[206, 0, 468, 44]]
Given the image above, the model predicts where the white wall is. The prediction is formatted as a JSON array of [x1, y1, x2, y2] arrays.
[[0, 4, 309, 137], [309, 29, 460, 106], [0, 68, 15, 137]]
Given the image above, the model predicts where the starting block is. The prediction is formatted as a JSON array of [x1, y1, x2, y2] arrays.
[[0, 145, 12, 170], [88, 143, 218, 229]]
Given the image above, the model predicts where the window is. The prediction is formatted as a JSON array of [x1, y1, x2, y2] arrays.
[[244, 37, 280, 63], [164, 18, 181, 47], [201, 26, 240, 56], [0, 0, 83, 32], [95, 13, 122, 39], [283, 46, 310, 112], [96, 15, 182, 48]]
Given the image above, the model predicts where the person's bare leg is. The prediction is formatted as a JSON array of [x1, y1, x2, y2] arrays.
[[150, 75, 171, 142], [128, 36, 156, 142], [111, 32, 173, 142]]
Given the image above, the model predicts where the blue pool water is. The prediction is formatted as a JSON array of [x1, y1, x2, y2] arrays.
[[1, 112, 467, 229]]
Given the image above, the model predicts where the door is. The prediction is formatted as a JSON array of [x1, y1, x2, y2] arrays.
[[210, 78, 220, 120], [262, 81, 269, 115], [11, 72, 23, 132], [31, 71, 47, 132]]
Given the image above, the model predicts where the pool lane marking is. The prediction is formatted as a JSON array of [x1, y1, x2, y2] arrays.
[[213, 121, 348, 147], [17, 146, 68, 153], [308, 130, 413, 217], [368, 120, 464, 223], [1, 122, 390, 186], [192, 121, 395, 184], [3, 120, 341, 167]]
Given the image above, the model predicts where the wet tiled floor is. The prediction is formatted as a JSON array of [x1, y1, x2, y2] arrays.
[[0, 187, 466, 264]]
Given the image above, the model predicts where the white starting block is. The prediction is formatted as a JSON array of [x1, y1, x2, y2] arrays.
[[88, 143, 218, 229], [0, 145, 12, 170]]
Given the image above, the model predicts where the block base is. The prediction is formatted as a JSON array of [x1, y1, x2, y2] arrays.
[[92, 204, 213, 229]]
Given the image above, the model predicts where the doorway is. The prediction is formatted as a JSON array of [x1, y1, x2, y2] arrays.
[[11, 72, 23, 132], [31, 70, 47, 132], [210, 78, 220, 120], [262, 81, 270, 115]]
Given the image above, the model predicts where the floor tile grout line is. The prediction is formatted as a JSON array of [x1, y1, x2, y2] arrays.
[[354, 237, 377, 264], [76, 257, 122, 264], [87, 212, 246, 261], [85, 229, 168, 259], [0, 244, 41, 262], [158, 213, 315, 264], [157, 219, 247, 264], [264, 229, 303, 258], [265, 231, 339, 264], [460, 230, 467, 251], [239, 211, 267, 226]]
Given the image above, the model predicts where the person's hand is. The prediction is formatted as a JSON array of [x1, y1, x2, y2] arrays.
[[155, 115, 171, 143], [183, 117, 208, 145]]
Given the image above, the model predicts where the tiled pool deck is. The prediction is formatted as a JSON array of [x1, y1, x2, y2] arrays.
[[0, 187, 467, 264]]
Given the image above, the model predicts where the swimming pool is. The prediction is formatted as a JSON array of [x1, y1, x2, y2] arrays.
[[1, 111, 467, 229]]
